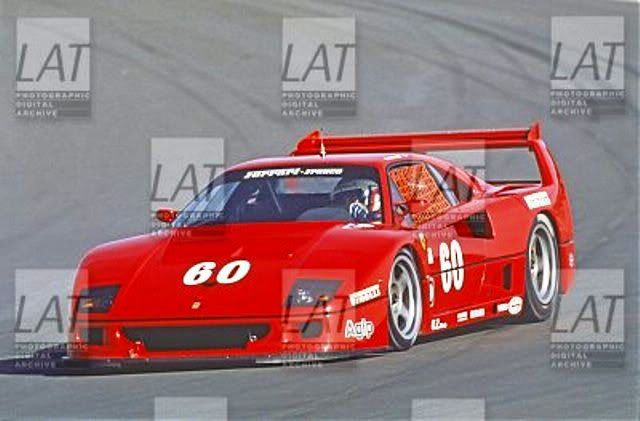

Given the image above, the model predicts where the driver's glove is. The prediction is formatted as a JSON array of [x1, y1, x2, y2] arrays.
[[349, 200, 369, 222]]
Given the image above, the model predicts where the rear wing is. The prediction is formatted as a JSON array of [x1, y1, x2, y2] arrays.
[[290, 122, 559, 186]]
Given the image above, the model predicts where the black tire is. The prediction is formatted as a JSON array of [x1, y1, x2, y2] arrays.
[[522, 214, 560, 321], [387, 249, 423, 350]]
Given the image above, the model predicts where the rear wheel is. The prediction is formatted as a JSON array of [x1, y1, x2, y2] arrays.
[[388, 250, 423, 350], [523, 214, 559, 321]]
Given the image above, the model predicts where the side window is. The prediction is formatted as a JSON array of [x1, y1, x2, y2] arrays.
[[427, 164, 472, 204], [388, 163, 452, 225], [388, 177, 415, 226]]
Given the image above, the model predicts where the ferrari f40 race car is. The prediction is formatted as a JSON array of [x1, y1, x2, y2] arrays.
[[68, 122, 575, 365]]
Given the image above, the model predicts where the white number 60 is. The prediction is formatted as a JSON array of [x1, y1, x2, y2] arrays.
[[439, 240, 464, 293], [183, 260, 251, 285]]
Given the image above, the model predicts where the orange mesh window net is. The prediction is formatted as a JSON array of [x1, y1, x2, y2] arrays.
[[389, 164, 451, 225]]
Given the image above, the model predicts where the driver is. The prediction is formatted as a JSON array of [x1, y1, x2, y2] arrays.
[[331, 179, 382, 223]]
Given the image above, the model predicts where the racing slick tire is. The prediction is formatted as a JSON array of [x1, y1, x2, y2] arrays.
[[522, 213, 560, 322], [388, 249, 423, 350]]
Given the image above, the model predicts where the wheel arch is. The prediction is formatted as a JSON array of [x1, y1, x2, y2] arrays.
[[401, 243, 425, 279], [538, 210, 559, 238], [398, 242, 432, 333], [387, 244, 425, 350]]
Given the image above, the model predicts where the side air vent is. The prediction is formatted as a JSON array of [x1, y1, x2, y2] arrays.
[[466, 211, 493, 238], [454, 211, 494, 239], [503, 264, 512, 290]]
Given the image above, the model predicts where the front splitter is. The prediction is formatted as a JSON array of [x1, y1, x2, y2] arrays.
[[2, 347, 386, 375]]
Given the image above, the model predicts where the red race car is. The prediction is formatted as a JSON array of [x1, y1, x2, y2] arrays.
[[68, 122, 575, 366]]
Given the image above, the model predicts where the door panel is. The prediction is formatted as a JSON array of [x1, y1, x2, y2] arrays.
[[422, 222, 487, 315]]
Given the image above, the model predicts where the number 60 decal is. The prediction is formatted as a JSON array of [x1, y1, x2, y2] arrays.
[[183, 260, 251, 286], [439, 240, 464, 293]]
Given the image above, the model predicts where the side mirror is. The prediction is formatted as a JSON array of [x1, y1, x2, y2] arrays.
[[394, 203, 410, 217], [393, 199, 431, 229], [156, 208, 178, 223], [395, 199, 429, 216], [393, 202, 415, 229]]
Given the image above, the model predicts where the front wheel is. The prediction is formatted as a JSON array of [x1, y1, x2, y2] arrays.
[[388, 250, 423, 350], [523, 213, 559, 321]]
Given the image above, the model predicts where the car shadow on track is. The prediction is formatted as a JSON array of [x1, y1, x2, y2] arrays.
[[416, 315, 525, 345]]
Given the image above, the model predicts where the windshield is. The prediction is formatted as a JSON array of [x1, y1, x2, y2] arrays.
[[173, 165, 383, 226]]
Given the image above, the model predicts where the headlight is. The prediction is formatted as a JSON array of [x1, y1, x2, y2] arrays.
[[76, 285, 120, 313], [285, 280, 341, 307]]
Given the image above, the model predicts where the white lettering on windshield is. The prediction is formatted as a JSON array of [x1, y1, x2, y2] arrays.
[[243, 167, 343, 179]]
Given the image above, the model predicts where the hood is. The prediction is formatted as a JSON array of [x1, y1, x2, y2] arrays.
[[79, 222, 404, 320]]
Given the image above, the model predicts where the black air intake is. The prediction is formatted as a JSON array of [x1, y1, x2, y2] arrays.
[[123, 324, 270, 351]]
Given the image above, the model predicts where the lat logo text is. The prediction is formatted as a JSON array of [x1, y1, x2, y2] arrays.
[[15, 18, 91, 119], [281, 18, 356, 118], [549, 16, 624, 118]]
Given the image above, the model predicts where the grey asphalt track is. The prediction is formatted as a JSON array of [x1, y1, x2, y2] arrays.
[[0, 0, 638, 419]]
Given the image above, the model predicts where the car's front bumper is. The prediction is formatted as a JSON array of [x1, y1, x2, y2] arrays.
[[68, 298, 389, 364]]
